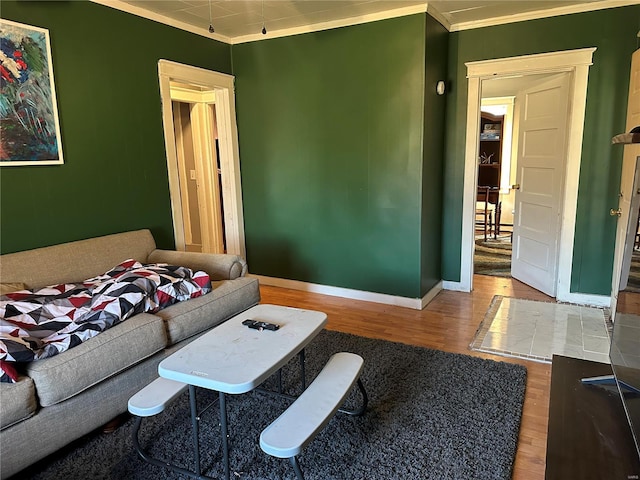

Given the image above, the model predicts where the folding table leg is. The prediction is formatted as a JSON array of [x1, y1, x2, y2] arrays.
[[189, 385, 201, 476], [299, 349, 306, 391], [219, 391, 230, 480]]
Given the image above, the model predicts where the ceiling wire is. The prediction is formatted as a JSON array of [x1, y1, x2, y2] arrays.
[[208, 0, 214, 33], [262, 0, 267, 35]]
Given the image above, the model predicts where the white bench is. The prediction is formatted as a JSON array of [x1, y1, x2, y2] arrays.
[[128, 377, 188, 417], [128, 377, 209, 479], [259, 352, 367, 480]]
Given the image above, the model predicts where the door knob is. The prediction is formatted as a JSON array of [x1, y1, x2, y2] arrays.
[[610, 208, 622, 217], [511, 184, 520, 190]]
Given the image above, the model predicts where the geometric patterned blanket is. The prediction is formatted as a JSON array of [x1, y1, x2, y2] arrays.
[[0, 259, 212, 383]]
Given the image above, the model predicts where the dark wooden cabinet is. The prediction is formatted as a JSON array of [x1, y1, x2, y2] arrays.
[[545, 356, 640, 479], [478, 112, 504, 188]]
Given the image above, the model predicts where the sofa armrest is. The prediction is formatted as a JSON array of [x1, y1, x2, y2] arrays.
[[147, 250, 247, 280]]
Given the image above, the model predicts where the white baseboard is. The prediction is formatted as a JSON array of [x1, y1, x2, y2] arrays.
[[252, 274, 610, 309], [252, 275, 443, 311], [442, 280, 470, 292], [420, 281, 443, 309], [443, 279, 610, 308], [556, 291, 611, 308]]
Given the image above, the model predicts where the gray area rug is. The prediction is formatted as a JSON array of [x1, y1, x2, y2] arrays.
[[20, 331, 527, 480]]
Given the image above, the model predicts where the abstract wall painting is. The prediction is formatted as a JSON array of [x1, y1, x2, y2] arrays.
[[0, 19, 63, 166]]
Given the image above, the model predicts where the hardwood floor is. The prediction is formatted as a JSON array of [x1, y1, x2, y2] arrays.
[[259, 275, 554, 480]]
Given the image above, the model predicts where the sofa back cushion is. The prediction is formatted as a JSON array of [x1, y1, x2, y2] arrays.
[[0, 376, 36, 430], [27, 313, 167, 407], [0, 230, 157, 290]]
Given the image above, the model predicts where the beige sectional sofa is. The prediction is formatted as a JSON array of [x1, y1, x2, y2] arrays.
[[0, 229, 260, 478]]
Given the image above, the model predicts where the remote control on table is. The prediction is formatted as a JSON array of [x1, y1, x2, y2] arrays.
[[242, 319, 280, 331]]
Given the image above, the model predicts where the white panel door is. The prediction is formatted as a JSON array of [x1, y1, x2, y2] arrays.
[[610, 48, 640, 319], [511, 73, 571, 296]]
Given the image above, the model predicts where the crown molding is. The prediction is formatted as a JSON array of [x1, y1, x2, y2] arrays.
[[93, 0, 430, 45], [92, 0, 637, 44], [230, 4, 428, 44], [450, 0, 640, 32], [426, 3, 451, 31], [90, 0, 233, 44]]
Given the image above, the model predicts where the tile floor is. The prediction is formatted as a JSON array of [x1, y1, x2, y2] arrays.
[[471, 296, 610, 364]]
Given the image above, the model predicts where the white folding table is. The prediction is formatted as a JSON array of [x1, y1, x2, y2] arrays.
[[155, 304, 327, 479]]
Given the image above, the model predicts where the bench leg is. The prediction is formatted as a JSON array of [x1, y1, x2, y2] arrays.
[[338, 378, 368, 416], [132, 415, 215, 480], [290, 456, 305, 480]]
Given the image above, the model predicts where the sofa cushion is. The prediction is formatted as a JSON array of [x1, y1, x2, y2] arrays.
[[155, 276, 260, 344], [0, 229, 157, 290], [0, 282, 27, 295], [0, 376, 37, 430], [27, 313, 167, 407]]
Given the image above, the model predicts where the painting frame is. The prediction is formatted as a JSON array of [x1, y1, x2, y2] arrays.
[[0, 19, 64, 166]]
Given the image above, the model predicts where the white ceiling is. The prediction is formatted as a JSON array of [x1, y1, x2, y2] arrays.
[[104, 0, 637, 43]]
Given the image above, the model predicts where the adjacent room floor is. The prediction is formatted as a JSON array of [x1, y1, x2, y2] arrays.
[[470, 296, 610, 364], [473, 231, 611, 365]]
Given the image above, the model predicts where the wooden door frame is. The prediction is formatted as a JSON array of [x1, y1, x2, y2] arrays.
[[457, 48, 603, 305], [158, 60, 246, 258]]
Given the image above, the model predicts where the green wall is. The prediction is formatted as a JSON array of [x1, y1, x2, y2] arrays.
[[443, 6, 640, 295], [421, 15, 449, 295], [0, 1, 231, 254], [3, 1, 634, 299], [233, 15, 441, 298]]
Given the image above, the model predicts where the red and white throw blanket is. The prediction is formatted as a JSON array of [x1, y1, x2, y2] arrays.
[[0, 259, 212, 383]]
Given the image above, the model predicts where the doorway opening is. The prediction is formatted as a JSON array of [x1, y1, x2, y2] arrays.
[[462, 48, 596, 304], [158, 60, 246, 258], [474, 73, 569, 282], [171, 92, 225, 254], [474, 96, 514, 277]]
